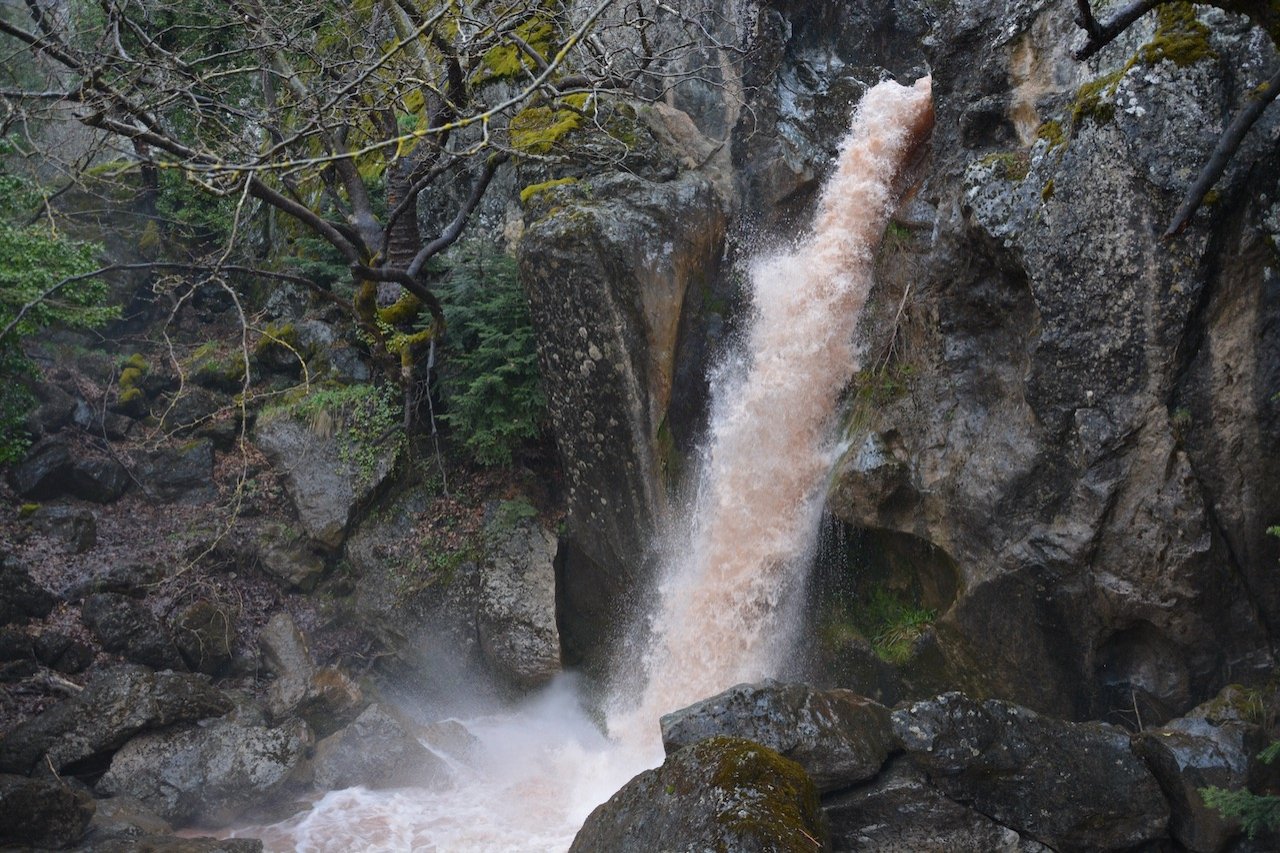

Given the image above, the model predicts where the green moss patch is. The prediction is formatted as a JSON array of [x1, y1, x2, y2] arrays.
[[1139, 2, 1218, 67]]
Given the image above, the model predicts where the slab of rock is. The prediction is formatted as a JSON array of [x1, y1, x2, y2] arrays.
[[0, 665, 232, 775], [133, 439, 217, 504], [66, 561, 167, 601], [823, 756, 1050, 852], [661, 680, 893, 793], [97, 716, 311, 826], [33, 631, 94, 674], [1137, 685, 1276, 852], [310, 703, 448, 791], [571, 736, 826, 853], [8, 437, 130, 503], [477, 503, 561, 688], [0, 555, 56, 626], [82, 592, 185, 671], [892, 692, 1169, 852], [255, 413, 396, 549], [0, 773, 95, 850]]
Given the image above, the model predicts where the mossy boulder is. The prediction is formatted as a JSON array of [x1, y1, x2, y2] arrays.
[[570, 736, 826, 853]]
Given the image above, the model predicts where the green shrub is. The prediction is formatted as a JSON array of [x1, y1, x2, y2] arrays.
[[0, 139, 112, 461], [1201, 741, 1280, 838], [270, 383, 402, 483], [435, 243, 546, 467]]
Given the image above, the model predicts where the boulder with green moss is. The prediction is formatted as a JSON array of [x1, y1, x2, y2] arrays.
[[570, 736, 827, 853]]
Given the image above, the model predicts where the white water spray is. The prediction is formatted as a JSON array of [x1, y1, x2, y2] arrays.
[[244, 75, 933, 852]]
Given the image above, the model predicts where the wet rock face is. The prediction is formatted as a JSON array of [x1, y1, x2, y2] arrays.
[[81, 592, 186, 671], [823, 0, 1280, 720], [310, 703, 449, 792], [892, 692, 1169, 852], [570, 736, 826, 853], [660, 681, 893, 793]]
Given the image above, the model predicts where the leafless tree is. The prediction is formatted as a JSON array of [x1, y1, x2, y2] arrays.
[[0, 0, 737, 407]]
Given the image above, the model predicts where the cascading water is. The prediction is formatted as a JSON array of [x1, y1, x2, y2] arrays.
[[241, 75, 933, 853]]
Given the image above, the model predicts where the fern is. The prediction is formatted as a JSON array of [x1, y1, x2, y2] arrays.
[[434, 243, 546, 467]]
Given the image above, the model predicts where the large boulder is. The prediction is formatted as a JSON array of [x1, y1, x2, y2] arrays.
[[517, 170, 725, 663], [255, 412, 396, 549], [892, 692, 1169, 852], [6, 437, 130, 503], [477, 502, 561, 688], [822, 756, 1049, 852], [81, 592, 186, 671], [28, 504, 97, 554], [309, 703, 449, 792], [660, 681, 893, 793], [0, 665, 232, 775], [0, 773, 95, 850], [97, 715, 312, 826], [169, 599, 236, 676], [258, 613, 360, 736], [570, 736, 826, 853]]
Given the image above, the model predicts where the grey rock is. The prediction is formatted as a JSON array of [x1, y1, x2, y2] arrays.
[[133, 439, 217, 504], [310, 703, 448, 791], [477, 503, 561, 688], [660, 681, 893, 793], [33, 631, 94, 674], [823, 756, 1050, 852], [170, 599, 236, 676], [258, 613, 315, 721], [82, 593, 186, 671], [0, 665, 232, 775], [255, 527, 327, 592], [97, 716, 311, 826], [0, 555, 56, 626], [0, 773, 95, 850], [1136, 685, 1275, 852], [570, 736, 826, 853], [892, 692, 1169, 852], [79, 835, 264, 852], [82, 794, 174, 843], [26, 381, 77, 437], [66, 561, 167, 601], [8, 438, 129, 503], [257, 613, 359, 735], [255, 413, 396, 549], [29, 504, 97, 554]]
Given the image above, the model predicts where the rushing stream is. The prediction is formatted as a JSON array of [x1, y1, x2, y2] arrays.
[[238, 75, 934, 853]]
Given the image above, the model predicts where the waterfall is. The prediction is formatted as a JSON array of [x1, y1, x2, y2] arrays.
[[610, 75, 934, 739], [243, 75, 933, 853]]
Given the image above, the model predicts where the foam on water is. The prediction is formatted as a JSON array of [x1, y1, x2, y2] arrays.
[[243, 75, 933, 853]]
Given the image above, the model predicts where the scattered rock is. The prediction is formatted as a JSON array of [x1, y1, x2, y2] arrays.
[[310, 703, 447, 791], [97, 716, 312, 826], [477, 503, 561, 688], [0, 665, 232, 776], [0, 773, 95, 850], [0, 627, 34, 662], [33, 631, 94, 674], [892, 692, 1169, 851], [258, 613, 315, 721], [72, 399, 134, 440], [571, 736, 827, 853], [6, 438, 129, 503], [660, 680, 893, 793], [0, 555, 56, 626], [82, 593, 186, 671], [170, 599, 236, 676], [28, 504, 97, 554], [83, 794, 174, 843], [133, 440, 217, 504], [25, 381, 77, 437]]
